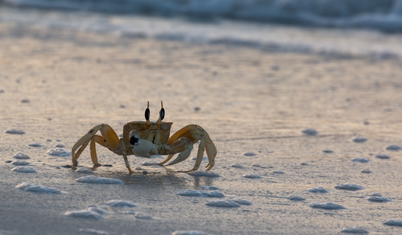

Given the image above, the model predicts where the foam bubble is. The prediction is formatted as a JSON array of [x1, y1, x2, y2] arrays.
[[76, 167, 94, 173], [308, 187, 330, 193], [12, 152, 30, 159], [351, 158, 370, 163], [200, 186, 220, 190], [386, 145, 402, 151], [134, 212, 156, 220], [287, 195, 306, 201], [310, 202, 345, 210], [340, 227, 369, 234], [231, 198, 252, 205], [16, 182, 63, 194], [87, 205, 108, 214], [47, 148, 71, 157], [65, 210, 102, 220], [12, 160, 30, 166], [106, 200, 136, 207], [29, 143, 43, 147], [177, 190, 224, 198], [76, 176, 124, 184], [55, 144, 66, 148], [351, 136, 367, 143], [141, 161, 160, 166], [383, 219, 402, 227], [302, 128, 318, 136], [188, 171, 221, 177], [205, 199, 241, 208], [172, 231, 208, 235], [244, 152, 256, 156], [78, 228, 108, 235], [367, 195, 391, 202], [12, 166, 37, 173], [361, 168, 372, 173], [335, 183, 364, 191], [322, 149, 334, 153], [375, 154, 390, 159], [4, 128, 25, 134], [230, 162, 244, 168], [243, 173, 262, 179]]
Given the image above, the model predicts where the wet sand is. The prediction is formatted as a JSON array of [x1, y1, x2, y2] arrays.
[[1, 21, 402, 235]]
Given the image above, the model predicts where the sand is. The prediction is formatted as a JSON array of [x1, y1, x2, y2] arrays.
[[1, 20, 402, 235]]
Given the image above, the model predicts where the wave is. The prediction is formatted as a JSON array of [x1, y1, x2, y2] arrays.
[[3, 0, 402, 32]]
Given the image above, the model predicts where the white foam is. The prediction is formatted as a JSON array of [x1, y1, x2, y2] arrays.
[[12, 166, 37, 173], [383, 219, 402, 227], [12, 152, 30, 159], [272, 171, 285, 174], [351, 158, 370, 163], [308, 187, 330, 193], [231, 198, 252, 205], [188, 171, 221, 177], [230, 162, 244, 168], [243, 173, 262, 179], [47, 148, 71, 157], [351, 136, 367, 143], [310, 202, 346, 210], [251, 163, 263, 168], [172, 231, 208, 235], [16, 182, 63, 194], [55, 144, 65, 148], [12, 160, 30, 166], [87, 205, 108, 214], [200, 186, 220, 190], [79, 228, 108, 235], [205, 199, 241, 208], [361, 168, 372, 173], [340, 227, 369, 234], [375, 154, 390, 159], [65, 210, 103, 220], [244, 152, 256, 156], [335, 183, 364, 191], [287, 195, 306, 201], [177, 190, 224, 198], [367, 195, 391, 202], [4, 128, 25, 134], [76, 167, 94, 173], [76, 176, 124, 184], [302, 128, 318, 136], [386, 145, 402, 151], [29, 142, 43, 147], [141, 161, 160, 166], [106, 200, 136, 207]]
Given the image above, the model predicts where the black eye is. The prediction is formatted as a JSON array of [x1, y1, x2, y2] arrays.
[[159, 107, 165, 121], [130, 136, 139, 145]]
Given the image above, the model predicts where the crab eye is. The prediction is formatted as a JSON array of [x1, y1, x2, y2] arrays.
[[145, 101, 150, 121], [159, 107, 165, 121]]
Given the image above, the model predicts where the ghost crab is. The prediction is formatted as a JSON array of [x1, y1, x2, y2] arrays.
[[71, 101, 217, 173]]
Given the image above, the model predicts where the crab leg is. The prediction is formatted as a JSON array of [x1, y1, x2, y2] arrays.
[[166, 138, 193, 166], [72, 125, 104, 166], [183, 136, 205, 172], [120, 138, 133, 174], [203, 131, 217, 171], [89, 135, 106, 166]]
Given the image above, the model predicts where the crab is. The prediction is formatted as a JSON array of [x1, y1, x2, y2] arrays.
[[71, 101, 217, 173]]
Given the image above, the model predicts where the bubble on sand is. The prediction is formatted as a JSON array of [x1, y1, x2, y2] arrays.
[[200, 186, 220, 190], [231, 198, 252, 205], [351, 136, 367, 143], [322, 149, 333, 153], [335, 183, 364, 191], [340, 227, 369, 234], [230, 162, 244, 168], [251, 163, 263, 167], [134, 212, 156, 220], [76, 176, 124, 184], [383, 219, 402, 227], [310, 202, 345, 210], [172, 231, 208, 235], [47, 148, 71, 157], [76, 167, 93, 173], [206, 199, 241, 208], [188, 171, 221, 177], [272, 171, 285, 174], [12, 152, 30, 159], [65, 210, 103, 220], [375, 154, 390, 159], [367, 194, 391, 202], [351, 158, 370, 163], [141, 161, 160, 166], [287, 195, 306, 201], [29, 143, 43, 147], [244, 152, 256, 156], [386, 145, 402, 151], [12, 166, 37, 173], [79, 228, 108, 235], [87, 205, 108, 215], [361, 168, 372, 173], [308, 187, 330, 193], [243, 173, 262, 179], [12, 160, 30, 166], [302, 128, 318, 136], [4, 128, 25, 134], [16, 182, 63, 194], [55, 144, 65, 148], [177, 190, 224, 198], [106, 200, 136, 207]]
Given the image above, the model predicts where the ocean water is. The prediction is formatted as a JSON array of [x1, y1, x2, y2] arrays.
[[1, 0, 402, 58]]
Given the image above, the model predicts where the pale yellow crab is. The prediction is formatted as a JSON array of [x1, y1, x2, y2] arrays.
[[71, 101, 217, 173]]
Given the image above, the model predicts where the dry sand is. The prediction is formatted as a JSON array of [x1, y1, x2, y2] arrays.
[[1, 21, 402, 234]]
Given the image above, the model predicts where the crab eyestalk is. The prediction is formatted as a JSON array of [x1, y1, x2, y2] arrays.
[[156, 101, 165, 126], [145, 101, 151, 125]]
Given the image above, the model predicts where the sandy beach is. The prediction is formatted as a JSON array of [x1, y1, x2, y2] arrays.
[[1, 15, 402, 235]]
